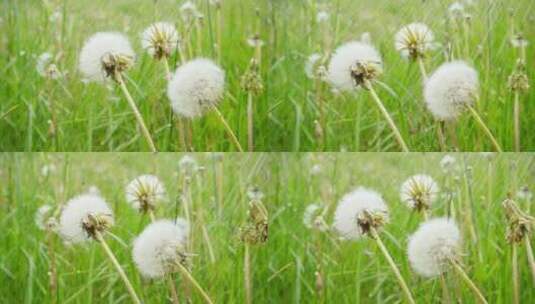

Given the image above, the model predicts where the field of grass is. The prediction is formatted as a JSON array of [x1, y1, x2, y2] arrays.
[[1, 0, 534, 152], [0, 152, 534, 303]]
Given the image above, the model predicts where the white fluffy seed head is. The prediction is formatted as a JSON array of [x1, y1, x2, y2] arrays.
[[35, 205, 54, 230], [132, 219, 189, 279], [141, 22, 179, 60], [424, 61, 479, 121], [78, 32, 135, 82], [125, 175, 166, 212], [305, 53, 322, 79], [327, 41, 383, 91], [333, 187, 389, 240], [407, 217, 462, 277], [394, 23, 436, 60], [167, 58, 225, 118], [400, 174, 439, 210], [58, 194, 114, 244]]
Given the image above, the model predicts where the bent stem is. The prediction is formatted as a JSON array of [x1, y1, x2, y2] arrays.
[[116, 73, 157, 152], [370, 228, 416, 304], [364, 81, 409, 152], [525, 237, 535, 287], [94, 231, 142, 304], [247, 92, 254, 152], [514, 93, 520, 152], [449, 258, 488, 304], [176, 262, 214, 304], [466, 104, 502, 152], [512, 245, 520, 304], [244, 244, 252, 304], [212, 107, 244, 152]]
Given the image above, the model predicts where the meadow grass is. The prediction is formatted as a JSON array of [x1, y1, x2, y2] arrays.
[[0, 152, 534, 303], [0, 0, 534, 152]]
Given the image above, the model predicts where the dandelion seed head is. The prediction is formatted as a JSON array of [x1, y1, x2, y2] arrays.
[[424, 61, 479, 121], [303, 203, 328, 231], [58, 194, 114, 244], [180, 1, 202, 21], [327, 41, 383, 91], [440, 154, 457, 173], [35, 205, 55, 231], [305, 53, 322, 79], [141, 22, 179, 60], [125, 175, 166, 213], [36, 52, 61, 79], [400, 174, 439, 211], [394, 23, 436, 60], [132, 219, 189, 279], [333, 187, 389, 240], [167, 58, 225, 118]]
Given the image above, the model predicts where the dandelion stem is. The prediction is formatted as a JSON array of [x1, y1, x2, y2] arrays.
[[514, 92, 520, 152], [167, 274, 181, 304], [176, 262, 214, 304], [216, 3, 222, 63], [364, 81, 410, 152], [370, 228, 416, 304], [94, 231, 142, 304], [512, 244, 520, 304], [176, 118, 188, 151], [525, 237, 535, 287], [449, 258, 488, 304], [46, 227, 58, 304], [437, 121, 446, 151], [247, 92, 254, 152], [466, 104, 502, 152], [163, 59, 172, 81], [212, 107, 243, 152], [439, 274, 452, 304], [116, 73, 157, 152], [244, 243, 253, 304], [417, 57, 428, 82]]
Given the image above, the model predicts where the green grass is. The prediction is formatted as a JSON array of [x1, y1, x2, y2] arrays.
[[0, 152, 534, 303], [0, 0, 534, 152]]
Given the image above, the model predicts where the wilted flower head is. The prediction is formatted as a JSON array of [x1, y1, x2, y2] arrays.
[[502, 197, 534, 243], [424, 61, 479, 121], [327, 41, 383, 91], [141, 22, 179, 60], [303, 203, 328, 231], [167, 58, 225, 118], [240, 199, 269, 245], [132, 219, 189, 279], [508, 60, 530, 93], [35, 205, 57, 231], [36, 52, 62, 79], [58, 194, 114, 244], [333, 187, 389, 240], [394, 23, 436, 60], [79, 32, 135, 82], [400, 174, 439, 211], [125, 175, 166, 213], [407, 218, 461, 277]]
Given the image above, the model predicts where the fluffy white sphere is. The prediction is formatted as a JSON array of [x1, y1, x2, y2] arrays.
[[407, 217, 461, 277], [125, 175, 166, 211], [167, 58, 225, 118], [424, 61, 479, 121], [400, 174, 439, 210], [79, 32, 135, 82], [394, 23, 436, 59], [132, 219, 189, 279], [141, 22, 179, 59], [327, 41, 383, 91], [333, 187, 389, 240], [58, 194, 114, 244]]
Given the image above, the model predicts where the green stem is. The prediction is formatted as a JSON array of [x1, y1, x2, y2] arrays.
[[466, 104, 502, 152]]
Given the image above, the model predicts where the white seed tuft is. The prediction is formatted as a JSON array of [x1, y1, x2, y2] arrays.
[[400, 174, 439, 210], [125, 175, 166, 212], [141, 22, 179, 60], [394, 23, 436, 60]]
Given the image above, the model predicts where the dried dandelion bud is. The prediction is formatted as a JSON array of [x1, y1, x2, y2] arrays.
[[241, 59, 263, 95], [125, 175, 166, 213], [508, 60, 530, 93], [502, 197, 534, 244], [240, 198, 268, 245]]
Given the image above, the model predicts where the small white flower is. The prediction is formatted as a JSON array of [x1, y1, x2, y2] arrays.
[[424, 61, 479, 121], [316, 11, 329, 23], [448, 2, 465, 18], [327, 41, 383, 91], [400, 174, 439, 211], [310, 164, 322, 175], [394, 23, 436, 60], [58, 194, 114, 244], [510, 33, 529, 48], [141, 22, 179, 60], [125, 175, 166, 212], [132, 219, 189, 279], [167, 58, 225, 118], [178, 155, 199, 175], [246, 35, 265, 48], [247, 186, 265, 201], [408, 217, 461, 277], [333, 187, 389, 240], [78, 32, 135, 82], [440, 154, 457, 173]]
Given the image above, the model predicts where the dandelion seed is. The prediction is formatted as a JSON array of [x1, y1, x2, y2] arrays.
[[448, 2, 465, 19], [78, 32, 135, 82], [408, 218, 462, 277], [141, 22, 179, 60], [400, 174, 439, 212], [125, 175, 166, 213], [333, 187, 389, 240], [394, 23, 436, 60]]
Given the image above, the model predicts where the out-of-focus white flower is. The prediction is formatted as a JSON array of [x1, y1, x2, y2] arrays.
[[333, 187, 389, 240], [510, 33, 529, 48], [303, 203, 328, 231], [58, 194, 114, 244], [41, 163, 57, 177], [141, 22, 179, 60], [400, 174, 439, 211], [35, 205, 57, 231], [305, 53, 322, 79], [246, 35, 265, 48], [360, 32, 372, 44], [327, 41, 383, 91], [310, 163, 322, 175], [167, 58, 225, 118], [407, 217, 461, 277], [316, 11, 329, 23], [394, 23, 436, 60], [178, 155, 199, 174], [87, 185, 101, 196], [78, 32, 135, 82], [440, 154, 457, 173], [180, 1, 203, 21], [247, 186, 265, 201], [125, 175, 166, 212], [516, 186, 532, 201], [132, 219, 189, 278], [448, 2, 465, 18], [424, 61, 479, 121], [36, 52, 62, 79]]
